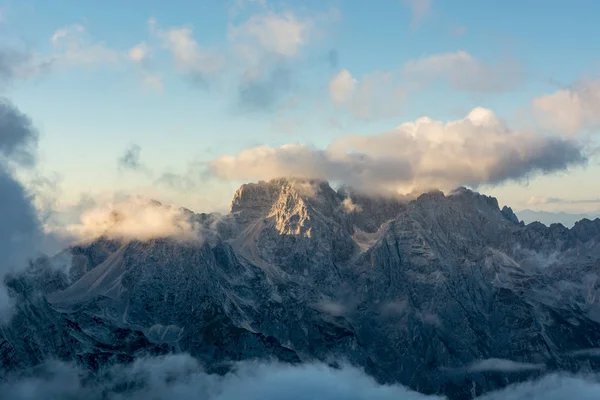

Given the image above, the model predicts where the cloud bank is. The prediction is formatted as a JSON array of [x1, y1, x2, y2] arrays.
[[209, 107, 586, 194], [2, 355, 600, 400], [47, 197, 200, 244], [0, 99, 44, 320]]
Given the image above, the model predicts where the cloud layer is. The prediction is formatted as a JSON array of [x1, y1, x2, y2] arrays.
[[209, 107, 586, 193], [2, 355, 600, 400]]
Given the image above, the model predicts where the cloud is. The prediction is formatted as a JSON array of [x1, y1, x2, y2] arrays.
[[0, 356, 442, 400], [128, 42, 151, 63], [329, 69, 357, 105], [342, 197, 363, 213], [0, 47, 52, 88], [209, 107, 586, 193], [403, 50, 523, 93], [0, 98, 39, 166], [49, 24, 121, 68], [0, 100, 44, 321], [479, 373, 600, 400], [229, 11, 312, 59], [237, 65, 292, 111], [117, 144, 143, 172], [328, 69, 405, 119], [48, 196, 200, 243], [527, 196, 600, 206], [401, 0, 432, 28], [532, 78, 600, 136], [141, 72, 163, 92], [155, 24, 224, 82], [466, 358, 546, 373]]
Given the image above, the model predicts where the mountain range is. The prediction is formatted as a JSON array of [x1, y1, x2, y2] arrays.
[[2, 178, 600, 399]]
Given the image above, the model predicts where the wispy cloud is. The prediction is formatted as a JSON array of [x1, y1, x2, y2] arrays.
[[401, 0, 432, 28]]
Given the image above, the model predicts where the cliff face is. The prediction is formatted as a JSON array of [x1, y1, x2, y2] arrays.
[[2, 178, 600, 399]]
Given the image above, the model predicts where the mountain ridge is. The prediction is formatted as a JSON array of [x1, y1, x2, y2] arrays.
[[2, 177, 600, 399]]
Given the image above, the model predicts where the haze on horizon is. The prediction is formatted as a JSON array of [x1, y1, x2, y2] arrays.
[[1, 0, 600, 237]]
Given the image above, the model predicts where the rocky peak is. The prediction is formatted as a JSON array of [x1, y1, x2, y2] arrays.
[[571, 217, 600, 243]]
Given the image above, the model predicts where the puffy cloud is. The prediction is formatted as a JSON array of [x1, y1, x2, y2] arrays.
[[48, 196, 200, 243], [532, 78, 600, 136], [209, 107, 586, 193], [329, 69, 357, 105], [229, 11, 312, 59], [0, 98, 39, 166], [403, 51, 523, 93], [342, 197, 363, 213], [155, 24, 224, 80], [0, 100, 43, 321]]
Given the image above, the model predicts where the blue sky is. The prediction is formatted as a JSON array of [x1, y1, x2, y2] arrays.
[[1, 0, 599, 218]]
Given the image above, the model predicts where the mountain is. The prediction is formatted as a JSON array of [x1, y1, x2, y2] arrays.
[[2, 178, 600, 399], [516, 209, 600, 228]]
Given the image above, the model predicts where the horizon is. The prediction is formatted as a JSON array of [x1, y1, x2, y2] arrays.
[[1, 0, 600, 237]]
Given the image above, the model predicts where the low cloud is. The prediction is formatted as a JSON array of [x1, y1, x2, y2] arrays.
[[0, 356, 442, 400], [209, 107, 586, 194], [47, 196, 200, 243], [342, 197, 363, 213], [3, 355, 600, 400], [0, 99, 44, 321], [466, 358, 546, 373]]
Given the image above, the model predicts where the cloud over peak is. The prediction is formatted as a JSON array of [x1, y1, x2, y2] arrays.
[[209, 108, 586, 194]]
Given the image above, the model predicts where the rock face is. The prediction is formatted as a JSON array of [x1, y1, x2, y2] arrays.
[[2, 178, 600, 399]]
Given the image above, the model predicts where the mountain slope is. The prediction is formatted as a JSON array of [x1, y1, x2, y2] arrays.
[[2, 178, 600, 399]]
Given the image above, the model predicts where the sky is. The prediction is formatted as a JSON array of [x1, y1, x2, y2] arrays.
[[1, 0, 600, 221]]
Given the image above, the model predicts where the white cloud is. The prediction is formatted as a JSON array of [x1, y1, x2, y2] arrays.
[[342, 197, 363, 213], [328, 69, 405, 119], [403, 50, 522, 93], [128, 41, 151, 62], [49, 24, 121, 68], [156, 25, 224, 77], [329, 69, 357, 105], [229, 11, 312, 59], [0, 356, 442, 400], [532, 79, 600, 136], [209, 107, 585, 194], [47, 196, 200, 243]]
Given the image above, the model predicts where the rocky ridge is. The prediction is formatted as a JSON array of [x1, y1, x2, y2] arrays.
[[2, 178, 600, 399]]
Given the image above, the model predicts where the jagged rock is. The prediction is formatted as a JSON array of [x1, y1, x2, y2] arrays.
[[2, 178, 600, 400]]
